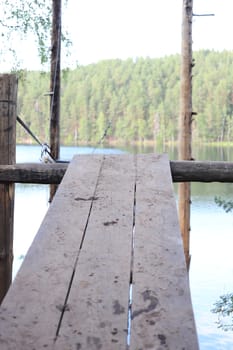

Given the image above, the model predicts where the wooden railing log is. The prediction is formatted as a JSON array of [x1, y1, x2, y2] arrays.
[[170, 160, 233, 182], [0, 160, 233, 184], [0, 163, 67, 184]]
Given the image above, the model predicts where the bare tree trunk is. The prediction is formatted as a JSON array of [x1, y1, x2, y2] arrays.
[[220, 114, 227, 142], [0, 74, 17, 303], [178, 0, 193, 269], [50, 0, 61, 201]]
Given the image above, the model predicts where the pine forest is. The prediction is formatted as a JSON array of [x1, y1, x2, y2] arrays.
[[17, 50, 233, 146]]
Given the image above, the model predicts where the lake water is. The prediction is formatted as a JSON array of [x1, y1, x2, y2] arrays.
[[14, 144, 233, 349]]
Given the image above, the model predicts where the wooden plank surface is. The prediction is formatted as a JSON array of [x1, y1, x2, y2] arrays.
[[130, 154, 199, 349], [0, 155, 104, 349], [55, 155, 135, 349], [0, 154, 199, 350]]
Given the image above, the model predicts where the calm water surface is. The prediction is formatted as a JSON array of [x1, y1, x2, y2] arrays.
[[14, 144, 233, 350]]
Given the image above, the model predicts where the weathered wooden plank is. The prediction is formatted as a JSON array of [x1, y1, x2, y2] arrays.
[[0, 154, 198, 350], [130, 154, 199, 349], [0, 155, 104, 349], [55, 155, 135, 350], [0, 74, 17, 302]]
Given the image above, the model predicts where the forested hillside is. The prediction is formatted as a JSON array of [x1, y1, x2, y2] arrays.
[[17, 50, 233, 145]]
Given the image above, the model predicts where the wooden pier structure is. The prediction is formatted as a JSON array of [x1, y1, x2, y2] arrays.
[[0, 154, 199, 349]]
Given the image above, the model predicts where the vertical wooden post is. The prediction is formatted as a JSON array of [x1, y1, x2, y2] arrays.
[[50, 0, 61, 201], [178, 0, 193, 269], [0, 74, 17, 303]]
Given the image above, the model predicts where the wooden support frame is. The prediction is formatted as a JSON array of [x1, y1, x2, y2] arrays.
[[49, 0, 61, 201], [0, 161, 233, 184], [179, 0, 194, 268], [0, 74, 17, 303]]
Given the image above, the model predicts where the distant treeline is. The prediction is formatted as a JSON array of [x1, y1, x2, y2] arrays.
[[17, 50, 233, 145]]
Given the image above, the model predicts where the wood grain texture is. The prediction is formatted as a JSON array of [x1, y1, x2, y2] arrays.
[[49, 0, 61, 201], [0, 155, 103, 349], [0, 74, 17, 302], [130, 154, 199, 350], [0, 154, 199, 350], [0, 163, 68, 184], [1, 161, 233, 184], [171, 160, 233, 182], [178, 0, 194, 268], [55, 155, 135, 350]]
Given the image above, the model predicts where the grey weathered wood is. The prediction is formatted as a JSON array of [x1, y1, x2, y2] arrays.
[[179, 0, 194, 268], [171, 160, 233, 182], [0, 163, 68, 184], [130, 154, 199, 349], [49, 0, 61, 201], [0, 74, 17, 303], [2, 160, 233, 184], [0, 155, 103, 349], [0, 154, 198, 350], [55, 155, 135, 349], [0, 161, 233, 184]]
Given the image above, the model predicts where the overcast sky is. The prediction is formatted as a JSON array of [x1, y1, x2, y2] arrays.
[[2, 0, 233, 70], [61, 0, 233, 66]]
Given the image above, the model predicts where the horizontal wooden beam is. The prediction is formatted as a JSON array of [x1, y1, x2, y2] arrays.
[[0, 163, 68, 184], [0, 160, 233, 184], [170, 160, 233, 182]]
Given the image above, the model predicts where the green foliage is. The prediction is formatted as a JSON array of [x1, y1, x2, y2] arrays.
[[213, 193, 233, 331], [215, 197, 233, 213], [1, 0, 51, 65], [15, 50, 233, 146], [212, 293, 233, 331], [17, 70, 50, 143], [193, 50, 233, 142], [0, 0, 71, 66]]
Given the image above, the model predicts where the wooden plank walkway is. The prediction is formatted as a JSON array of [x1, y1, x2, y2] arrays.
[[0, 154, 199, 350]]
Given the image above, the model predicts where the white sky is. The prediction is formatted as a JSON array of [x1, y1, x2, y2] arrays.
[[63, 0, 233, 66], [2, 0, 233, 70]]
